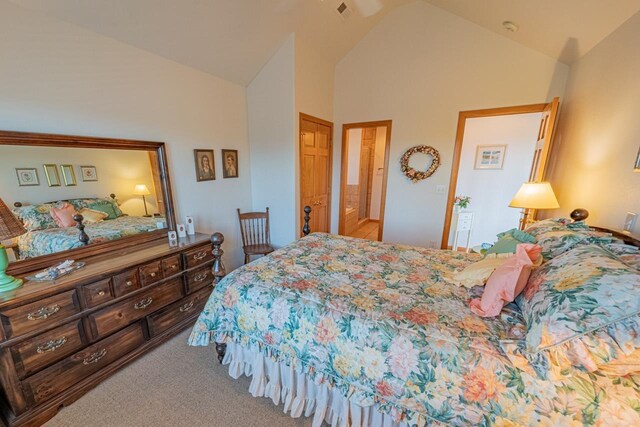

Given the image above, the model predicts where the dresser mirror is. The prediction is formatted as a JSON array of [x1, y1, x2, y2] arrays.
[[0, 130, 176, 276]]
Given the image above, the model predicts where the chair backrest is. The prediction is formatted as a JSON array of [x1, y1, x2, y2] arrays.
[[237, 207, 271, 247]]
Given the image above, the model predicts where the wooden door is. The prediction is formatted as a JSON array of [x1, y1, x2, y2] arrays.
[[358, 128, 376, 220], [529, 97, 560, 181], [300, 114, 333, 235]]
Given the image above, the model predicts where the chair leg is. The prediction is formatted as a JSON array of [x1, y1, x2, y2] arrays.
[[244, 254, 249, 264]]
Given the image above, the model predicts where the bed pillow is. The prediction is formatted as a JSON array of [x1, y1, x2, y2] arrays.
[[484, 228, 536, 256], [449, 253, 512, 288], [470, 244, 541, 317], [78, 208, 108, 224], [515, 244, 640, 378], [50, 203, 78, 228], [535, 229, 616, 260], [12, 204, 58, 231], [87, 200, 121, 220]]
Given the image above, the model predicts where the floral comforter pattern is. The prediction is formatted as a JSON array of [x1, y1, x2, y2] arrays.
[[189, 233, 640, 426], [17, 216, 159, 258]]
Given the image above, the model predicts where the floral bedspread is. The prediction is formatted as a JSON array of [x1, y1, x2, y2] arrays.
[[189, 233, 640, 426], [17, 216, 159, 259]]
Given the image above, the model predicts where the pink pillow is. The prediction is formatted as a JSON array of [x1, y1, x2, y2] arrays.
[[469, 243, 542, 317], [50, 203, 78, 228]]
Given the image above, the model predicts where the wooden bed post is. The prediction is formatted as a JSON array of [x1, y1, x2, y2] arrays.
[[72, 214, 90, 246], [303, 205, 312, 236], [211, 232, 227, 363]]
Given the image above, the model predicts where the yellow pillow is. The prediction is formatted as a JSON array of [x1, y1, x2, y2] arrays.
[[78, 208, 109, 224], [449, 253, 512, 288]]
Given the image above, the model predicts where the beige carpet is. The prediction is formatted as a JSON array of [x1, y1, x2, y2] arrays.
[[44, 329, 311, 427]]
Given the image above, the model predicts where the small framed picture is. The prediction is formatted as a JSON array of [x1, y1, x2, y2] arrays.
[[475, 145, 506, 170], [80, 166, 98, 182], [634, 146, 640, 172], [177, 223, 187, 238], [15, 168, 39, 186], [194, 149, 215, 182], [222, 149, 239, 178], [43, 164, 61, 187], [60, 165, 77, 186]]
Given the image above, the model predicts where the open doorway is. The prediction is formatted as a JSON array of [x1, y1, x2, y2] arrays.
[[441, 99, 560, 250], [339, 121, 392, 241]]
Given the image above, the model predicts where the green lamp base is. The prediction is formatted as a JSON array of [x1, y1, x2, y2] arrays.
[[0, 275, 22, 292]]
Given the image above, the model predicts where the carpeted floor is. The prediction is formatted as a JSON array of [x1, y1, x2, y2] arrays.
[[44, 329, 311, 427]]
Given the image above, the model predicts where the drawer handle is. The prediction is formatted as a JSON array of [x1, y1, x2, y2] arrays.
[[169, 264, 178, 270], [36, 336, 67, 354], [149, 272, 157, 278], [193, 251, 207, 261], [194, 272, 209, 282], [179, 301, 194, 312], [97, 290, 106, 297], [134, 297, 153, 310], [125, 280, 134, 287], [27, 304, 60, 321], [83, 348, 107, 365]]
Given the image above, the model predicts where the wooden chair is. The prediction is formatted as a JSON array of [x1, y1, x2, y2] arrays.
[[237, 207, 275, 264]]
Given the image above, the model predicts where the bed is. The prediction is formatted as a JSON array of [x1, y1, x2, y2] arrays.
[[189, 218, 640, 426]]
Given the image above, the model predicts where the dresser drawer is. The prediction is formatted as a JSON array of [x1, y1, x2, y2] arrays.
[[0, 291, 80, 339], [88, 280, 183, 339], [22, 323, 144, 405], [139, 261, 163, 287], [183, 245, 213, 269], [11, 320, 85, 379], [458, 212, 473, 221], [82, 278, 114, 308], [185, 264, 214, 294], [147, 286, 212, 337], [162, 255, 181, 277], [458, 219, 473, 231], [112, 269, 140, 297]]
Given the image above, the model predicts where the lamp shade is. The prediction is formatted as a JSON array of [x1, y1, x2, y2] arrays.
[[0, 198, 26, 241], [133, 184, 151, 196], [509, 182, 560, 209]]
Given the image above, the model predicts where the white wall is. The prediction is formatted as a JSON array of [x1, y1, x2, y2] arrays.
[[347, 128, 363, 185], [453, 114, 541, 246], [0, 2, 252, 268], [332, 1, 568, 247], [369, 126, 387, 220], [247, 35, 296, 246], [545, 11, 640, 231], [0, 146, 157, 217]]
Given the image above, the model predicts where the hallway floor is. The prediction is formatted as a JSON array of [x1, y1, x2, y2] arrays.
[[349, 221, 379, 241]]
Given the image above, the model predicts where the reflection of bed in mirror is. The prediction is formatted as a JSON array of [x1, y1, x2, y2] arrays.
[[11, 194, 161, 259]]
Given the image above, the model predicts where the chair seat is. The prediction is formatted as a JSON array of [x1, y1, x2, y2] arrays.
[[243, 244, 275, 255]]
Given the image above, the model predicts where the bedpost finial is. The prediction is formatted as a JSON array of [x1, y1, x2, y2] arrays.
[[211, 232, 226, 282], [570, 208, 589, 222], [303, 206, 312, 236], [72, 214, 90, 246]]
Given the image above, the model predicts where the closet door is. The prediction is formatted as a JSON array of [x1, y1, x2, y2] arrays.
[[300, 115, 333, 235], [529, 97, 560, 181]]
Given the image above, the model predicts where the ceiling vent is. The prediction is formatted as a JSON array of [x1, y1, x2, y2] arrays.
[[336, 2, 353, 21]]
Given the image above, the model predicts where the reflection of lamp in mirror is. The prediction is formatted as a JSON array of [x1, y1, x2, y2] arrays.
[[133, 184, 152, 217], [509, 182, 560, 230], [0, 198, 26, 292]]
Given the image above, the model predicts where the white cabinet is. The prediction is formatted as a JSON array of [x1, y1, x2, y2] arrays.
[[451, 211, 473, 252]]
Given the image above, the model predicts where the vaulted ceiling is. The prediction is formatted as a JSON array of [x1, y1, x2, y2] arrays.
[[9, 0, 640, 86]]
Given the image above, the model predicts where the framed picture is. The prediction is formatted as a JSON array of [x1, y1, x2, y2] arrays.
[[634, 146, 640, 172], [15, 168, 39, 186], [194, 149, 215, 182], [43, 164, 61, 187], [222, 149, 239, 178], [60, 164, 77, 186], [80, 165, 98, 182], [474, 145, 506, 169]]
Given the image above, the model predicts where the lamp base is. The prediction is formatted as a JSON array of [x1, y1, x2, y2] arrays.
[[0, 274, 22, 292]]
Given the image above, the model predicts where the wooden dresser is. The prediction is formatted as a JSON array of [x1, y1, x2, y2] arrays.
[[0, 232, 225, 427]]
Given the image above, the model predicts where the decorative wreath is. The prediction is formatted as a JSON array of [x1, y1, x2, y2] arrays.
[[400, 145, 441, 183]]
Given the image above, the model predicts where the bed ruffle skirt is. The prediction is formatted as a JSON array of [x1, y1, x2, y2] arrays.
[[222, 340, 411, 427]]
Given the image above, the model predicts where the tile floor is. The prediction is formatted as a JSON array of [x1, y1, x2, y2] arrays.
[[348, 221, 379, 241]]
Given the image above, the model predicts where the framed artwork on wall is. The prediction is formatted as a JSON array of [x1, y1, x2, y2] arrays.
[[60, 164, 77, 186], [474, 145, 506, 170], [43, 164, 61, 187], [634, 147, 640, 172], [194, 149, 215, 182], [80, 165, 98, 182], [15, 168, 39, 186], [222, 149, 238, 178]]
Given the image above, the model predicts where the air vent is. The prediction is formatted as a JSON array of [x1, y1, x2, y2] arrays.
[[336, 2, 352, 20]]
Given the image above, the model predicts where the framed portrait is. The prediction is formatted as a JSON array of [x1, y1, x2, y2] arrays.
[[194, 149, 215, 182], [80, 165, 98, 182], [43, 164, 61, 187], [222, 149, 239, 178], [15, 168, 39, 186], [634, 146, 640, 172], [474, 145, 506, 169], [60, 164, 77, 186]]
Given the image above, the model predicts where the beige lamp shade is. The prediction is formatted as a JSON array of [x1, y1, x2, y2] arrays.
[[509, 182, 560, 209], [0, 198, 26, 241], [133, 184, 151, 196]]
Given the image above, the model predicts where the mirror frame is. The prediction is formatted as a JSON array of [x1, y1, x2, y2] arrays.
[[0, 130, 176, 276]]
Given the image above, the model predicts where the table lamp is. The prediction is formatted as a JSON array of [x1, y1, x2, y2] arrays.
[[509, 182, 560, 230], [133, 184, 152, 217], [0, 198, 26, 292]]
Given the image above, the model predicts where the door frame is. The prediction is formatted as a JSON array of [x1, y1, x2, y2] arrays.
[[440, 103, 548, 250], [339, 120, 392, 241], [299, 113, 333, 236]]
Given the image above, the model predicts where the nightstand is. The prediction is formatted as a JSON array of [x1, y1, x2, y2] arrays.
[[451, 211, 473, 252]]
